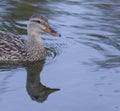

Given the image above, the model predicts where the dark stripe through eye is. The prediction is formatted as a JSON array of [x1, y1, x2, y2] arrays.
[[31, 20, 41, 23]]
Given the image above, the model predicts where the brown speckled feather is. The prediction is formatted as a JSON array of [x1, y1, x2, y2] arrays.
[[0, 31, 27, 62]]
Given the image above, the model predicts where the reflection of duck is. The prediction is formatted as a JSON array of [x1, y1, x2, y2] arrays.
[[0, 14, 60, 63], [26, 60, 60, 102]]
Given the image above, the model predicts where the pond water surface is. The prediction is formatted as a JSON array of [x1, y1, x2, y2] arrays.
[[0, 0, 120, 111]]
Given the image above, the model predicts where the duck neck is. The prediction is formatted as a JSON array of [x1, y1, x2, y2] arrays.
[[28, 31, 43, 45], [26, 31, 45, 61]]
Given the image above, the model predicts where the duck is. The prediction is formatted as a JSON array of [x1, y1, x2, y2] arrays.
[[0, 14, 61, 63]]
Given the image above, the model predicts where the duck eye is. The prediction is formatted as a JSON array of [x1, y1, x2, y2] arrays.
[[36, 21, 40, 23]]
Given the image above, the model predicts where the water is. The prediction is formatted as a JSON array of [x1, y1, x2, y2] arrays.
[[0, 0, 120, 111]]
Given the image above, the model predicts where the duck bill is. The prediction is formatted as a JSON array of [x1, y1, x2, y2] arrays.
[[44, 27, 61, 37]]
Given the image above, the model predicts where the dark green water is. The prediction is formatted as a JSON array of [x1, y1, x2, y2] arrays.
[[0, 0, 120, 111]]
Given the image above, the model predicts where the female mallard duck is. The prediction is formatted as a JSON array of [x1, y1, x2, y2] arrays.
[[0, 14, 60, 63]]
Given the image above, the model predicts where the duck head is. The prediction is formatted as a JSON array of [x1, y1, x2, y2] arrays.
[[27, 14, 61, 37]]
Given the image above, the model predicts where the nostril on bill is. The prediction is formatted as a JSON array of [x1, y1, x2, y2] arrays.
[[50, 27, 61, 37]]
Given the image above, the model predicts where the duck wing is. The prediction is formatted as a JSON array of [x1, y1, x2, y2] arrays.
[[0, 31, 27, 61]]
